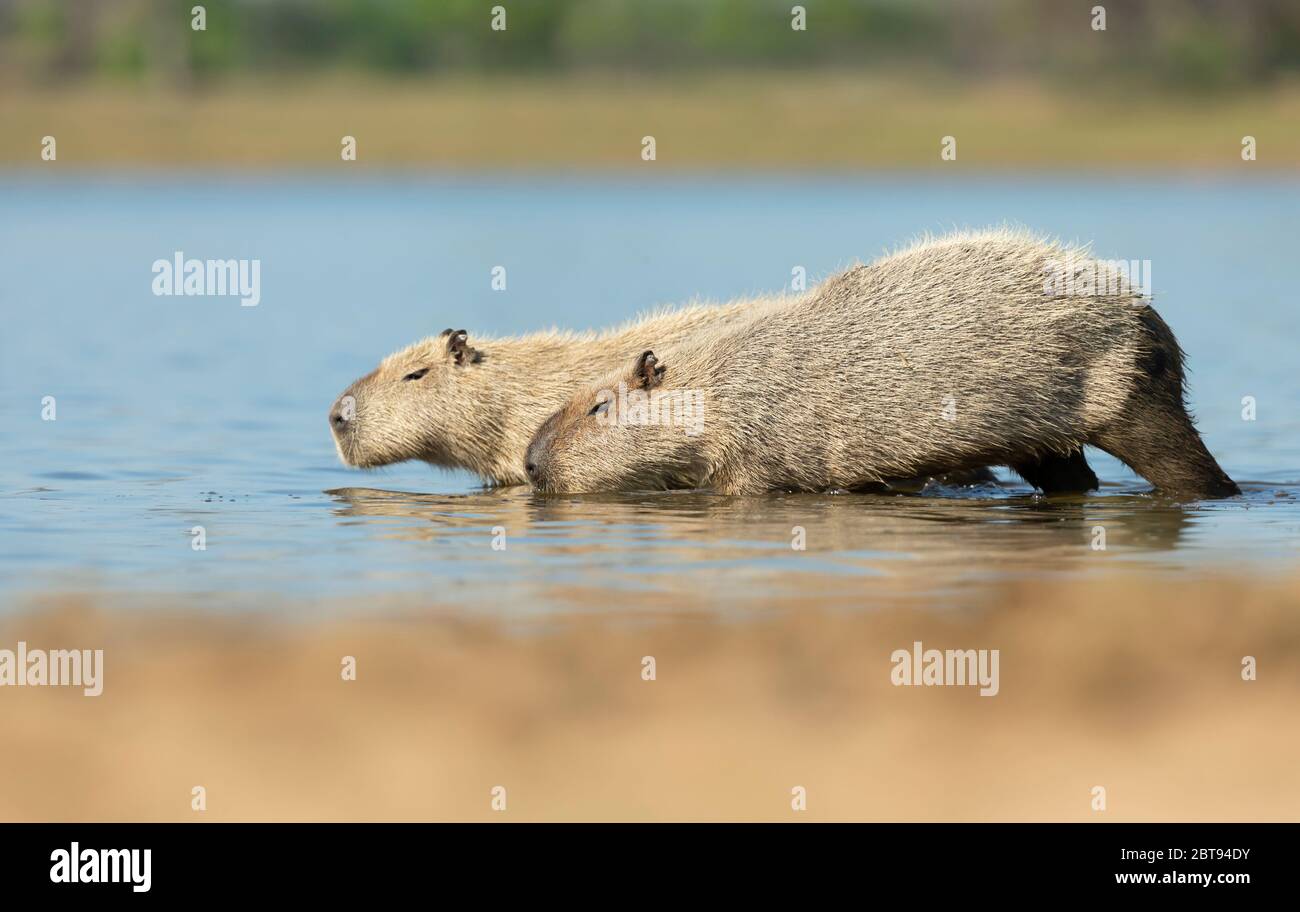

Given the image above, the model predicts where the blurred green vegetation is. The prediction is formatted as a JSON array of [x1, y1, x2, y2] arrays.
[[1, 0, 1298, 91]]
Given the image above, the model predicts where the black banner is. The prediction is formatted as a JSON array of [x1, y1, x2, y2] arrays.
[[0, 823, 1283, 897]]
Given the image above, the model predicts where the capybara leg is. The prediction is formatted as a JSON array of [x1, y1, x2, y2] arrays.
[[1092, 404, 1239, 498], [1012, 448, 1099, 494]]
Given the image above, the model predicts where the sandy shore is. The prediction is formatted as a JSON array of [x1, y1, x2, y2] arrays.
[[4, 73, 1299, 169], [1, 571, 1296, 821]]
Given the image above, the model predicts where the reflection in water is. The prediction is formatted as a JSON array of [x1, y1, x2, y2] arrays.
[[321, 478, 1227, 612]]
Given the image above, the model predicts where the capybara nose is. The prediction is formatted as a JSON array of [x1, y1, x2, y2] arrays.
[[525, 462, 538, 479]]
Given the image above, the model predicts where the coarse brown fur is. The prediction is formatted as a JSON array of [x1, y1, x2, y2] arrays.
[[526, 229, 1239, 499]]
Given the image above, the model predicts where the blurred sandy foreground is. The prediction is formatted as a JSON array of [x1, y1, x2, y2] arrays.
[[1, 572, 1297, 822], [4, 74, 1300, 169]]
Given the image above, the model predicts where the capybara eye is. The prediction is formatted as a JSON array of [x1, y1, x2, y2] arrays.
[[588, 400, 609, 418], [402, 368, 429, 381]]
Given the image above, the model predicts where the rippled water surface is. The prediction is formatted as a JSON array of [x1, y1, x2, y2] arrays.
[[1, 174, 1297, 612]]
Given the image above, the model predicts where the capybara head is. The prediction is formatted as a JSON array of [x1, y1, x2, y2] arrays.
[[330, 328, 485, 469], [526, 350, 707, 493]]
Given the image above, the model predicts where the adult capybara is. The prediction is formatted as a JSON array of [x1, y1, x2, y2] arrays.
[[525, 229, 1238, 499]]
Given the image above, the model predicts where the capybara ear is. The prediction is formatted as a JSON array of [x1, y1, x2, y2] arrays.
[[445, 329, 482, 366], [634, 350, 665, 389]]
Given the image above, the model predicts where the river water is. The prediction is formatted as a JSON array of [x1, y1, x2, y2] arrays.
[[2, 173, 1296, 612]]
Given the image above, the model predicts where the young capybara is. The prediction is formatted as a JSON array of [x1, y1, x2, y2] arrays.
[[525, 229, 1239, 498]]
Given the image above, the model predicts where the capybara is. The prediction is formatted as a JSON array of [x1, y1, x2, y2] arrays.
[[525, 229, 1238, 499]]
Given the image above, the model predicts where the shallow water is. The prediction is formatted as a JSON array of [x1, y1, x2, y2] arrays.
[[1, 174, 1297, 611]]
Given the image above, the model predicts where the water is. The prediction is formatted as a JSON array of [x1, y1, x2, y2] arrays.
[[2, 173, 1297, 612]]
